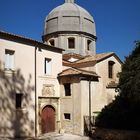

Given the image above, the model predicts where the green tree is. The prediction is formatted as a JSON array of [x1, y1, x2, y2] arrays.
[[95, 41, 140, 130], [119, 41, 140, 101]]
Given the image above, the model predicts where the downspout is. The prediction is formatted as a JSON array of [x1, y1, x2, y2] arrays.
[[35, 45, 37, 137], [89, 78, 92, 134]]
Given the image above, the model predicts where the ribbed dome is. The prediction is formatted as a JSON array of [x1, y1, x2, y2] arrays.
[[44, 1, 96, 37]]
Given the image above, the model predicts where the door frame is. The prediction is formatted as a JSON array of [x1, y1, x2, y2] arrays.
[[41, 105, 56, 133], [38, 97, 60, 136]]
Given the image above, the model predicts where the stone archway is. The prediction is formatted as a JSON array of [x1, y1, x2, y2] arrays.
[[41, 105, 55, 133]]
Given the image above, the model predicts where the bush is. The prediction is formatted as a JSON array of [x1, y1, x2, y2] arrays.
[[96, 96, 140, 130]]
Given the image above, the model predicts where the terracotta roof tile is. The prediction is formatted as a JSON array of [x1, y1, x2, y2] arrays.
[[74, 55, 96, 64], [63, 52, 118, 67], [95, 52, 114, 62], [58, 68, 99, 77], [63, 53, 84, 61]]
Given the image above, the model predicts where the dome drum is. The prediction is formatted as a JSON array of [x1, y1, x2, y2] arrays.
[[42, 31, 97, 43], [43, 32, 96, 56]]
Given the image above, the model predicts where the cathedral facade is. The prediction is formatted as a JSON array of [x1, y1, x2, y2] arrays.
[[0, 0, 122, 138]]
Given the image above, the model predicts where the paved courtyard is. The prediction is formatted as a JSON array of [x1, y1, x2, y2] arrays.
[[38, 133, 91, 140], [0, 132, 91, 140]]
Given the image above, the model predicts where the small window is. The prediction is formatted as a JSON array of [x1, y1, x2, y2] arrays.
[[108, 61, 115, 78], [45, 58, 52, 75], [5, 49, 15, 70], [68, 38, 75, 49], [16, 93, 23, 109], [87, 40, 92, 51], [64, 83, 71, 96], [64, 113, 71, 120], [49, 39, 55, 46]]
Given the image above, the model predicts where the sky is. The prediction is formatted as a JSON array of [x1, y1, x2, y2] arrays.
[[0, 0, 140, 61]]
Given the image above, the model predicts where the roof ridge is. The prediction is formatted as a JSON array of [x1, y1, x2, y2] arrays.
[[96, 52, 114, 55]]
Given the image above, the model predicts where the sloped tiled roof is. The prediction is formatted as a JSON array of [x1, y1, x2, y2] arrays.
[[62, 54, 96, 67], [74, 55, 96, 64], [95, 52, 123, 64], [95, 52, 114, 62], [75, 52, 116, 63], [0, 30, 64, 52], [58, 68, 99, 77], [63, 53, 84, 61], [63, 52, 122, 67]]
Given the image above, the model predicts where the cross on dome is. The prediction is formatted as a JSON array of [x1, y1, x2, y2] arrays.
[[65, 0, 75, 3]]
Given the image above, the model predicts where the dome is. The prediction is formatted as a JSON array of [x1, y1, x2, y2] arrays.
[[44, 0, 96, 38]]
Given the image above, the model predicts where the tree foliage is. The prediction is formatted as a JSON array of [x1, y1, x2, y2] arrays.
[[119, 41, 140, 101], [95, 41, 140, 130]]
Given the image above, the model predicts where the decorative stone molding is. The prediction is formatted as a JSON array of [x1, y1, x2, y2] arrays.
[[42, 84, 55, 97]]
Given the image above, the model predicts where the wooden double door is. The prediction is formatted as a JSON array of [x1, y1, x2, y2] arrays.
[[41, 105, 55, 133]]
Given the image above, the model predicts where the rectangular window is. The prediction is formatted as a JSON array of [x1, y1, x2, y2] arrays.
[[64, 113, 71, 120], [45, 58, 52, 75], [87, 40, 91, 51], [16, 93, 23, 109], [109, 64, 113, 78], [5, 49, 15, 70], [68, 38, 75, 49], [64, 83, 71, 96], [108, 61, 115, 78]]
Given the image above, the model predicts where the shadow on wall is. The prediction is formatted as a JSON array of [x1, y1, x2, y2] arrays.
[[0, 67, 35, 138]]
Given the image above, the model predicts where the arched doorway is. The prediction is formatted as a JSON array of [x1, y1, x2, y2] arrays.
[[41, 105, 55, 133]]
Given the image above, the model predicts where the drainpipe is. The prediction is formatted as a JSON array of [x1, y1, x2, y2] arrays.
[[89, 78, 92, 134], [35, 45, 37, 137]]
